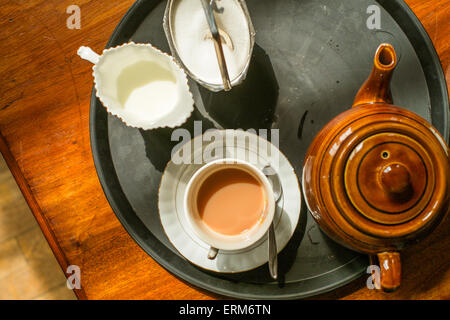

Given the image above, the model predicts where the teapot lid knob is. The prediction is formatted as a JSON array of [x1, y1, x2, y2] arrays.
[[380, 163, 413, 202]]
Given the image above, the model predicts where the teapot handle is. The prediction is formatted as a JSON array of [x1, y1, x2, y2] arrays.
[[353, 43, 397, 108], [377, 251, 401, 292]]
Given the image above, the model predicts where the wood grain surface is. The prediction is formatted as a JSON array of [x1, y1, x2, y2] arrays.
[[0, 0, 448, 300]]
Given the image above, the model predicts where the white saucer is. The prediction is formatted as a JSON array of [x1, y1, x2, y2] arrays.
[[158, 130, 302, 273]]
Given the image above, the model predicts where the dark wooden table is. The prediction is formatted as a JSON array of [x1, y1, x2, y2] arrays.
[[0, 0, 448, 300]]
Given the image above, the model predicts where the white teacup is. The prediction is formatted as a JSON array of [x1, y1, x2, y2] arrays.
[[184, 158, 275, 259]]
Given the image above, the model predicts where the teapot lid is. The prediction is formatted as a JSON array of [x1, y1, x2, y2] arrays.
[[310, 103, 449, 241]]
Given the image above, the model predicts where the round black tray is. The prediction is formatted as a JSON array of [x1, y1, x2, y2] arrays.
[[90, 0, 449, 299]]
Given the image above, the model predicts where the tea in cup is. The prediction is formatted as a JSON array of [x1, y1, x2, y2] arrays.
[[184, 159, 275, 259]]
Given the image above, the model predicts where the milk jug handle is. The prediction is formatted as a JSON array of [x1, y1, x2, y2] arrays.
[[77, 46, 100, 64]]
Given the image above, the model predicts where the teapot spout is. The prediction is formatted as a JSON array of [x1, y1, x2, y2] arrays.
[[353, 43, 397, 107]]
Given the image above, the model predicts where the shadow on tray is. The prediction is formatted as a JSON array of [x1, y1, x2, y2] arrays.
[[198, 44, 279, 130], [139, 43, 280, 172]]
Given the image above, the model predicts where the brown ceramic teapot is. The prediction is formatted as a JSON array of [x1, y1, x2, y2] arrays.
[[302, 43, 449, 292]]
